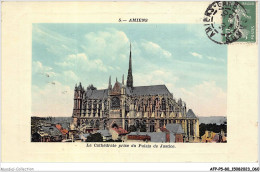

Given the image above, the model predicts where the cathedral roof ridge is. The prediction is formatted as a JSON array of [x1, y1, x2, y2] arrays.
[[85, 88, 109, 99], [132, 84, 167, 88], [129, 84, 171, 96]]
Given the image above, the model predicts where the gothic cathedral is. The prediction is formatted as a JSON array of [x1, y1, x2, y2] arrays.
[[71, 44, 199, 141]]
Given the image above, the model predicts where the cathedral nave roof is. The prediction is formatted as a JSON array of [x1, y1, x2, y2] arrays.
[[85, 89, 108, 99], [131, 85, 171, 96]]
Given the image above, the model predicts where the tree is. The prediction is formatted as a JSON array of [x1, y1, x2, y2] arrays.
[[87, 84, 97, 90], [105, 139, 122, 142], [31, 132, 41, 142], [199, 123, 206, 138], [199, 123, 227, 138], [86, 133, 103, 142], [128, 125, 137, 132]]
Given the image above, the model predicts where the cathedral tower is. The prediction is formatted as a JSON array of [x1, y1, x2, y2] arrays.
[[126, 43, 133, 88], [72, 82, 84, 118]]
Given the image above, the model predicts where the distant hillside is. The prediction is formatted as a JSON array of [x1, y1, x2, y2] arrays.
[[50, 117, 72, 123], [198, 116, 226, 125]]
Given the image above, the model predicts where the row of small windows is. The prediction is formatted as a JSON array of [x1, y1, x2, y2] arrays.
[[133, 98, 173, 111], [82, 98, 182, 112], [83, 98, 174, 108]]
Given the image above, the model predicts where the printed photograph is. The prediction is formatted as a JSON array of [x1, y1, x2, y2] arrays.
[[31, 24, 227, 143]]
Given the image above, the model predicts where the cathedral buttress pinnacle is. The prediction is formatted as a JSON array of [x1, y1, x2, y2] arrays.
[[122, 74, 124, 85], [127, 43, 133, 88], [108, 76, 112, 90]]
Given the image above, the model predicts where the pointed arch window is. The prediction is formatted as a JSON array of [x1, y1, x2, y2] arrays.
[[159, 119, 164, 128], [90, 120, 94, 127], [111, 97, 120, 108], [125, 120, 129, 131], [150, 120, 155, 132], [135, 120, 140, 128], [88, 101, 92, 110], [162, 98, 166, 111], [104, 100, 107, 111], [95, 120, 100, 128]]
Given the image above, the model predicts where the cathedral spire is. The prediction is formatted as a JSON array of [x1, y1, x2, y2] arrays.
[[126, 43, 133, 88], [122, 74, 124, 85]]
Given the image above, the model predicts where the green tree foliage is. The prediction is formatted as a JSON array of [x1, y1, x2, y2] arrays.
[[31, 117, 40, 135], [31, 132, 41, 142], [105, 139, 122, 142], [199, 123, 227, 138], [128, 125, 137, 132], [86, 133, 103, 142]]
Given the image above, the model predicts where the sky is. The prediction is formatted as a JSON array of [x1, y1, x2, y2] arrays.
[[32, 24, 227, 117]]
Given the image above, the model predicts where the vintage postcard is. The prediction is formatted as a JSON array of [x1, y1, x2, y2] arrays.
[[1, 1, 258, 163]]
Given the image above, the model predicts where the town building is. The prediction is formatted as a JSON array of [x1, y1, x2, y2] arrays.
[[127, 124, 185, 143], [201, 130, 227, 143], [70, 44, 200, 142], [127, 132, 167, 143], [55, 124, 69, 140], [32, 126, 63, 142], [97, 130, 112, 141], [109, 127, 128, 141], [79, 133, 90, 142], [126, 132, 151, 142], [165, 123, 185, 142]]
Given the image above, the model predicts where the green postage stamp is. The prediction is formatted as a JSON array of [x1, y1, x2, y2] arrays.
[[203, 1, 256, 44]]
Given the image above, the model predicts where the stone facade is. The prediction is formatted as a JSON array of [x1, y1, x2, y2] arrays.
[[71, 45, 199, 141]]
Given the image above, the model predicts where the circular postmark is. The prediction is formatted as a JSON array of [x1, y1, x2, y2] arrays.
[[203, 1, 247, 44]]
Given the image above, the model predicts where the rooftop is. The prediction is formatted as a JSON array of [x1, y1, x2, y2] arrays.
[[166, 124, 185, 134], [131, 85, 171, 96], [39, 126, 62, 136], [85, 89, 108, 99], [111, 127, 128, 135], [84, 84, 172, 100], [55, 124, 68, 135], [97, 130, 112, 137], [186, 109, 197, 118], [128, 132, 166, 142]]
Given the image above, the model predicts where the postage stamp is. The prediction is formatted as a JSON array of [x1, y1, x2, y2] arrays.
[[203, 1, 256, 44]]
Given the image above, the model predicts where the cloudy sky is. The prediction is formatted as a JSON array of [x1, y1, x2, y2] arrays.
[[32, 24, 227, 117]]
